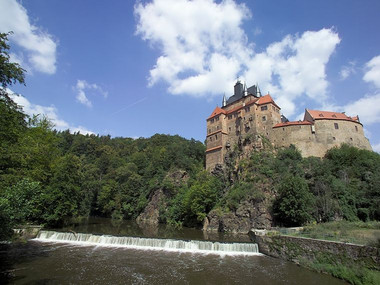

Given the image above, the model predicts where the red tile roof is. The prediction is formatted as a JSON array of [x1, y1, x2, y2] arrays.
[[273, 121, 312, 128], [306, 109, 360, 123], [257, 94, 281, 109], [207, 107, 226, 120]]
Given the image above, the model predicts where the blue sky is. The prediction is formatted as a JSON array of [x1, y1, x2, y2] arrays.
[[1, 0, 379, 151]]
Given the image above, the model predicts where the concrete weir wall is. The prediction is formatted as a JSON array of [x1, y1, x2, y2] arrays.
[[249, 231, 380, 271]]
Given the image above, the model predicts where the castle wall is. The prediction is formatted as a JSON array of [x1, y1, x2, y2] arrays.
[[273, 120, 372, 157]]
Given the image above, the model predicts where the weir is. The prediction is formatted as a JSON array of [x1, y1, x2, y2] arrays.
[[34, 230, 260, 256]]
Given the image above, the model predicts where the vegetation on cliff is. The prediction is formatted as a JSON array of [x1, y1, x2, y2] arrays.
[[215, 143, 380, 228]]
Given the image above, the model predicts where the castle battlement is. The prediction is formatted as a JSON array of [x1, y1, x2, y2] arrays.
[[205, 81, 372, 170]]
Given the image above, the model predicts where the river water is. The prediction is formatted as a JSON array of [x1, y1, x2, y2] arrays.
[[0, 217, 346, 284]]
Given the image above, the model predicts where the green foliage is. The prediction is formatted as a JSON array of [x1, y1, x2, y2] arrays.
[[310, 258, 380, 285], [42, 154, 83, 226], [2, 179, 43, 224], [273, 175, 315, 226], [0, 197, 13, 240], [0, 32, 25, 88], [183, 171, 223, 223]]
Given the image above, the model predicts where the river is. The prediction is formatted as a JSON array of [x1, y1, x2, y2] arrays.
[[0, 217, 346, 284]]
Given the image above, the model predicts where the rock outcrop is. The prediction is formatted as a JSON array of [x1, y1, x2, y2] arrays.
[[203, 198, 273, 233], [136, 170, 188, 225]]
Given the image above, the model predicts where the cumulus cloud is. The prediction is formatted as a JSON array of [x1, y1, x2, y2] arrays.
[[339, 61, 356, 80], [363, 55, 380, 88], [135, 0, 340, 116], [337, 56, 380, 127], [9, 91, 93, 135], [74, 79, 108, 108], [244, 29, 341, 116], [0, 0, 57, 74], [343, 93, 380, 125], [135, 0, 252, 96]]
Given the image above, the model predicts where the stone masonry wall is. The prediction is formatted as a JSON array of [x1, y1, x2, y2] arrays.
[[251, 233, 380, 271], [272, 120, 372, 157]]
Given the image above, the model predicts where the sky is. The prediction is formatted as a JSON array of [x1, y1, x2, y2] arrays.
[[0, 0, 380, 151]]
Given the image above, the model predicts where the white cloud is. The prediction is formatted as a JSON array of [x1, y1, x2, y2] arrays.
[[336, 56, 380, 128], [74, 79, 108, 108], [0, 0, 57, 74], [135, 0, 252, 96], [9, 91, 94, 135], [135, 1, 340, 117], [363, 55, 380, 88], [339, 61, 356, 80], [373, 142, 380, 153], [343, 93, 380, 126], [245, 29, 341, 116]]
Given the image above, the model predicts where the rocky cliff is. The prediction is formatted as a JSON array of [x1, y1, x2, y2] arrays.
[[136, 170, 189, 225]]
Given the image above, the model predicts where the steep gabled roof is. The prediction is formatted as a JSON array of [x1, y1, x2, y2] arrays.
[[207, 106, 226, 120], [257, 94, 281, 109], [306, 109, 360, 123]]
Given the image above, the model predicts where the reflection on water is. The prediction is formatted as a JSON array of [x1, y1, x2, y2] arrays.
[[55, 216, 252, 243], [0, 217, 347, 284]]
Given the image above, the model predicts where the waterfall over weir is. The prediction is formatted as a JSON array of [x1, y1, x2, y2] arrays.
[[35, 230, 260, 256]]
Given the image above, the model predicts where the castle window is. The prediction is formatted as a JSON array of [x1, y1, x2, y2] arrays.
[[350, 137, 353, 141], [283, 128, 285, 131], [211, 118, 214, 123], [245, 107, 250, 112], [234, 113, 238, 118], [215, 135, 218, 140], [262, 116, 266, 121], [355, 126, 358, 132], [261, 105, 268, 111], [216, 116, 219, 121], [229, 127, 231, 133], [217, 125, 219, 130], [333, 137, 336, 140], [334, 123, 339, 129], [210, 137, 212, 141], [228, 114, 232, 119], [208, 129, 211, 134]]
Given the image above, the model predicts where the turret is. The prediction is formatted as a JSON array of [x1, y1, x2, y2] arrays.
[[222, 94, 227, 107], [234, 80, 244, 99]]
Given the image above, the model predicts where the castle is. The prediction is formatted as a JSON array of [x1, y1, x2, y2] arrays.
[[205, 81, 372, 170]]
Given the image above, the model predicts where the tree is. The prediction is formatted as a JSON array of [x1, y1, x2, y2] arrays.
[[43, 154, 83, 226], [0, 32, 28, 239], [273, 175, 315, 226], [0, 32, 25, 88], [183, 171, 222, 223]]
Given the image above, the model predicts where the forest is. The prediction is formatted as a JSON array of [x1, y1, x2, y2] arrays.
[[1, 32, 380, 240]]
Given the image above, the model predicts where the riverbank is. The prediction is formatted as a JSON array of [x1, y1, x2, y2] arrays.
[[250, 229, 380, 285]]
